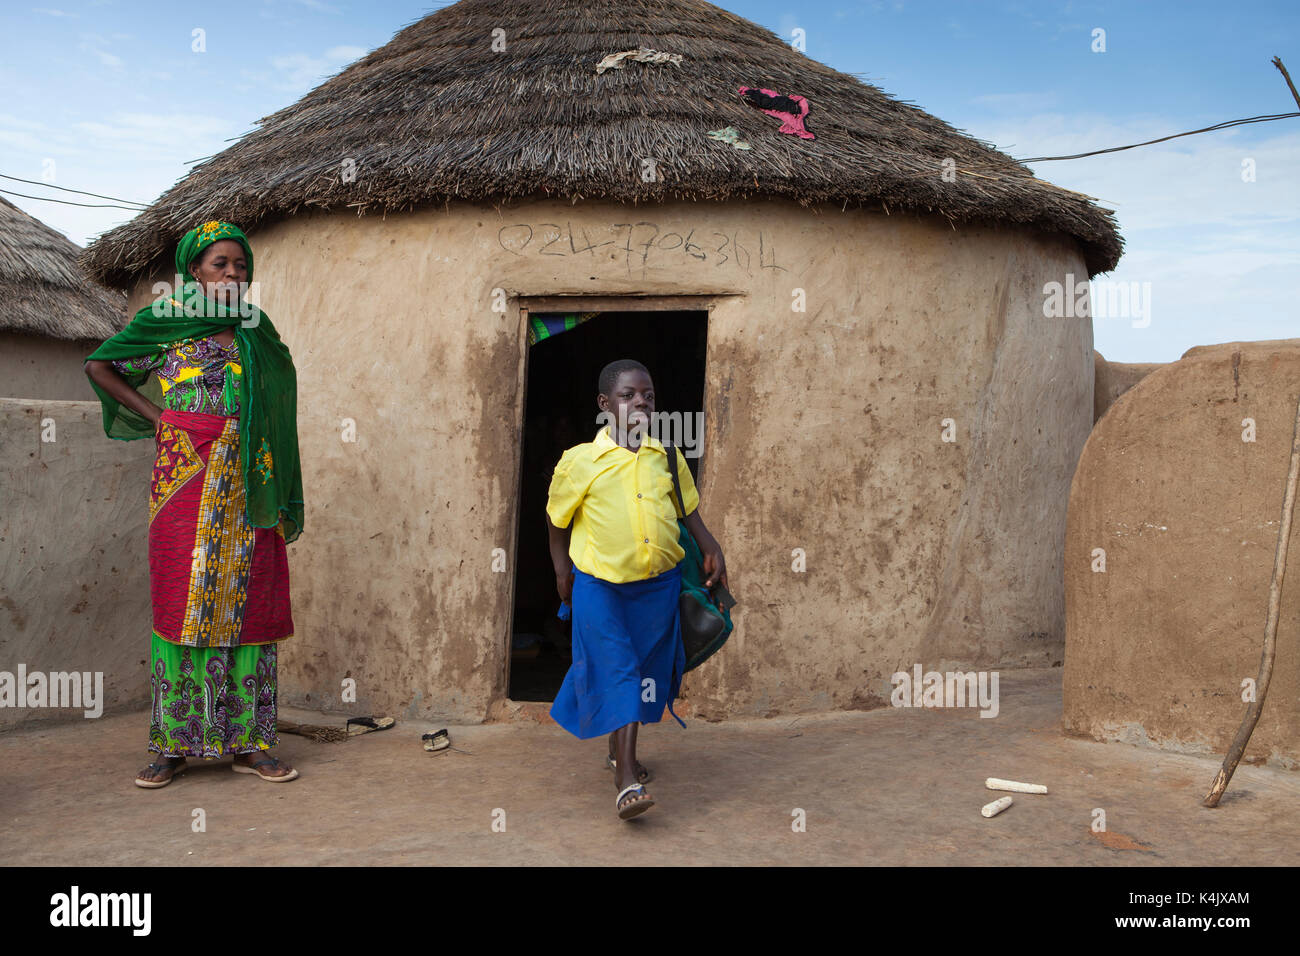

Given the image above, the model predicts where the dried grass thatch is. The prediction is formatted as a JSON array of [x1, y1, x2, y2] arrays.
[[1, 196, 126, 339], [82, 0, 1123, 289]]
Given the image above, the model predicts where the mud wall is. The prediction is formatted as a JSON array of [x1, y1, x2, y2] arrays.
[[1093, 349, 1164, 424], [0, 398, 153, 729], [1065, 340, 1300, 767], [1, 333, 102, 401]]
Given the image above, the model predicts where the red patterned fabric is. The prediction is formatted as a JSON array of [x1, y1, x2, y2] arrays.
[[737, 86, 816, 140], [149, 409, 293, 647]]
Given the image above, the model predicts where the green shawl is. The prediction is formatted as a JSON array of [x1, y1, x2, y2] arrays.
[[86, 222, 304, 543]]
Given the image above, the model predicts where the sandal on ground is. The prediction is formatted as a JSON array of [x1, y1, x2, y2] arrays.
[[232, 755, 300, 782], [346, 715, 396, 736], [616, 782, 655, 820], [605, 754, 652, 783], [422, 729, 451, 752], [134, 759, 187, 789]]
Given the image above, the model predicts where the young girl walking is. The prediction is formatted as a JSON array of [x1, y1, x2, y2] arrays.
[[546, 359, 727, 820]]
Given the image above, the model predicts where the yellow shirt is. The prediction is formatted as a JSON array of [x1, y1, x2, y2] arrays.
[[547, 426, 700, 584]]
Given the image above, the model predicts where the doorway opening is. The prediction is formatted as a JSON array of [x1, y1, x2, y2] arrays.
[[507, 309, 709, 702]]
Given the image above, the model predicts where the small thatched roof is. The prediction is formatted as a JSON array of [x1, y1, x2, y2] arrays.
[[83, 0, 1123, 289], [0, 196, 126, 340]]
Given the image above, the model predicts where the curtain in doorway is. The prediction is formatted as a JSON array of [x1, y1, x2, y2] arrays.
[[527, 312, 601, 347]]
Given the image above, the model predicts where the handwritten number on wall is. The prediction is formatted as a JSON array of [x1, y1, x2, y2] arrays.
[[496, 221, 784, 275]]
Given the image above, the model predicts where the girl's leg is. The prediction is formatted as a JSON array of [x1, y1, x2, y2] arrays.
[[608, 725, 650, 778], [612, 723, 652, 816], [612, 722, 641, 791]]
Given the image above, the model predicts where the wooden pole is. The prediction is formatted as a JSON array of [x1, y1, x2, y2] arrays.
[[1202, 57, 1300, 808], [1203, 395, 1300, 805], [1272, 57, 1300, 108]]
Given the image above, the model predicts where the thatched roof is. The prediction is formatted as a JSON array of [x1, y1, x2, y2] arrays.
[[82, 0, 1123, 289], [0, 196, 126, 340]]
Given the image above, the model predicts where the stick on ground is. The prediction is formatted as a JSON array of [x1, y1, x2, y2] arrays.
[[1202, 386, 1300, 807]]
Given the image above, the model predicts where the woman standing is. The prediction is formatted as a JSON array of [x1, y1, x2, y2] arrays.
[[84, 221, 304, 788]]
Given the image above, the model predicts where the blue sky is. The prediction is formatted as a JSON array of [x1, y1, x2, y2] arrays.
[[4, 0, 1297, 362]]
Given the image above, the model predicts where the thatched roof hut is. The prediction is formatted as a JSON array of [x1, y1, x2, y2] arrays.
[[79, 0, 1124, 725], [2, 196, 123, 340], [0, 196, 126, 400], [82, 0, 1120, 288]]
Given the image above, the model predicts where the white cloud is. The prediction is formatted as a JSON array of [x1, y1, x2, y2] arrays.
[[269, 45, 365, 92], [72, 111, 230, 151], [0, 128, 50, 152], [974, 111, 1300, 361], [0, 113, 60, 153], [0, 112, 54, 132], [983, 112, 1300, 232], [77, 32, 124, 69]]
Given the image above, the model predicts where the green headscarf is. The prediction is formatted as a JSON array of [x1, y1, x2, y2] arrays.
[[173, 219, 254, 281], [86, 221, 304, 543]]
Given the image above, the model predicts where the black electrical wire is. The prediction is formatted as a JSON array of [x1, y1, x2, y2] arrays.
[[0, 172, 146, 206]]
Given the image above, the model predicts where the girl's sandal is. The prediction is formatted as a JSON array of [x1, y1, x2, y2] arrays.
[[616, 783, 655, 820], [134, 759, 186, 789], [605, 754, 652, 783], [233, 755, 300, 782]]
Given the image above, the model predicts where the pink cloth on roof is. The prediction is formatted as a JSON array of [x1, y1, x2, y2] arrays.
[[738, 86, 815, 140]]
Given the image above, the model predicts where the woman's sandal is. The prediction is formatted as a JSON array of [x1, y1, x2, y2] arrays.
[[134, 759, 187, 789], [605, 754, 652, 783], [346, 716, 395, 736], [232, 755, 300, 782], [616, 782, 655, 820], [422, 729, 451, 752]]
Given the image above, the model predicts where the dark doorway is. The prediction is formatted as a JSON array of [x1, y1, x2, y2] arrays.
[[507, 309, 709, 702]]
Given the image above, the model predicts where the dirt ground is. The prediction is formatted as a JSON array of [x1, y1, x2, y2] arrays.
[[1, 667, 1296, 866]]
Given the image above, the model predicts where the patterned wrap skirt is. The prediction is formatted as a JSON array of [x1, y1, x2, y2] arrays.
[[149, 636, 277, 757], [549, 564, 687, 740], [147, 409, 292, 756]]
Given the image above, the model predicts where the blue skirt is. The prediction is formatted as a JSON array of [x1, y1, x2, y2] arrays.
[[549, 564, 687, 739]]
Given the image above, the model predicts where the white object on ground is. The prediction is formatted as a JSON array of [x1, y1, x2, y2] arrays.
[[986, 777, 1048, 794], [981, 796, 1014, 818]]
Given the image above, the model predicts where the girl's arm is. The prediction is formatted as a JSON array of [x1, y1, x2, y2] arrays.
[[682, 510, 727, 589], [83, 359, 164, 427], [546, 515, 575, 601]]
